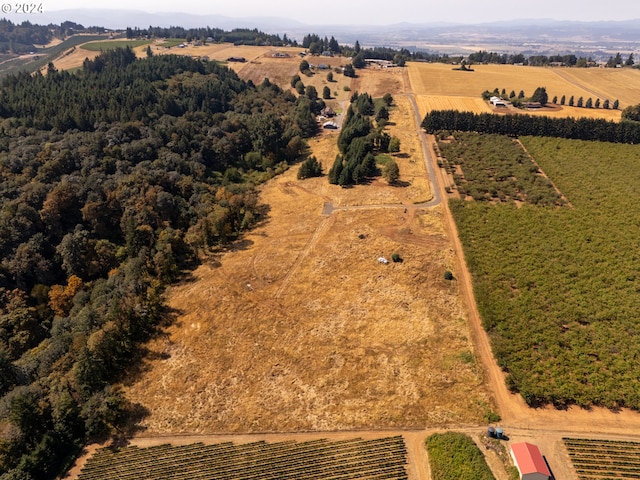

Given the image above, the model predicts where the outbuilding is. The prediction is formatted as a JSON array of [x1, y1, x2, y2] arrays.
[[510, 442, 551, 480]]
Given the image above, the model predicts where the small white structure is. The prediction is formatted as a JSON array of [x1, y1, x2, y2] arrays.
[[490, 96, 507, 107], [378, 257, 389, 264], [510, 442, 551, 480], [323, 121, 339, 130]]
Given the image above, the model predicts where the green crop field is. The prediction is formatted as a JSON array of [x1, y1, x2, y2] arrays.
[[438, 132, 566, 205], [80, 40, 151, 51], [564, 438, 640, 479], [426, 432, 495, 480], [77, 437, 408, 480], [449, 134, 640, 409]]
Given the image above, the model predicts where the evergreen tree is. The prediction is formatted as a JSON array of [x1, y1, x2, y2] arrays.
[[613, 99, 620, 109], [389, 137, 401, 153], [585, 97, 593, 108], [531, 87, 548, 105], [384, 159, 400, 184], [328, 155, 343, 184], [560, 95, 566, 105], [322, 86, 331, 99], [569, 96, 575, 106], [343, 64, 355, 77], [305, 85, 318, 101], [297, 156, 323, 179], [376, 106, 389, 122], [603, 99, 610, 109], [577, 97, 584, 107], [352, 52, 366, 69], [627, 53, 635, 66]]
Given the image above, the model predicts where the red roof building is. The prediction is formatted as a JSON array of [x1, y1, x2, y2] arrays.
[[510, 442, 551, 480]]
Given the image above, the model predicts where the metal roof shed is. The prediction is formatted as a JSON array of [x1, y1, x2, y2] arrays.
[[510, 442, 551, 480]]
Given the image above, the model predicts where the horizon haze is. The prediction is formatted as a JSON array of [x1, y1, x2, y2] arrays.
[[6, 0, 640, 26]]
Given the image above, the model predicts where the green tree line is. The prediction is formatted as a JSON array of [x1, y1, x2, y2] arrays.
[[126, 26, 295, 46], [422, 109, 640, 144]]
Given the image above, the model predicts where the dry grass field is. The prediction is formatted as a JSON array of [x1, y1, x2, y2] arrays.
[[122, 83, 494, 434], [352, 66, 410, 98], [408, 62, 639, 119]]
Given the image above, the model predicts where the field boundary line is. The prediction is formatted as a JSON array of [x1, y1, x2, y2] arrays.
[[274, 215, 335, 299]]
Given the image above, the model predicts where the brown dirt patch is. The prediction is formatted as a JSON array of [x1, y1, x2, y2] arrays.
[[351, 65, 410, 98]]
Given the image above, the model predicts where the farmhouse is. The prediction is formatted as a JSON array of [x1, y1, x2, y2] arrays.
[[510, 442, 551, 480], [490, 96, 508, 107], [321, 106, 335, 117], [366, 59, 394, 68]]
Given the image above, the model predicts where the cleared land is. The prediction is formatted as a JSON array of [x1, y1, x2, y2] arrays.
[[122, 85, 494, 434]]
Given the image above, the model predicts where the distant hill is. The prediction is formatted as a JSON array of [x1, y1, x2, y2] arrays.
[[28, 9, 306, 31], [8, 9, 640, 58]]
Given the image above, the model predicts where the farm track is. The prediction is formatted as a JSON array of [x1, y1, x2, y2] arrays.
[[551, 68, 611, 102], [273, 214, 335, 299]]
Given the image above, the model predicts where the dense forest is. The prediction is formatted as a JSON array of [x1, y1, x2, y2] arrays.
[[0, 47, 313, 479]]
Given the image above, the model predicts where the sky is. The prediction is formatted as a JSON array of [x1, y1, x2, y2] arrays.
[[11, 0, 640, 25]]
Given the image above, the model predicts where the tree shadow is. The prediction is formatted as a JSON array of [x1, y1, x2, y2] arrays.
[[394, 153, 410, 159], [390, 180, 411, 188]]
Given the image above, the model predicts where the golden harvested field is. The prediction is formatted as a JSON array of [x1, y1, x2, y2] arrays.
[[415, 95, 493, 117], [46, 46, 100, 72], [408, 62, 636, 117], [122, 84, 493, 433], [551, 67, 640, 108]]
